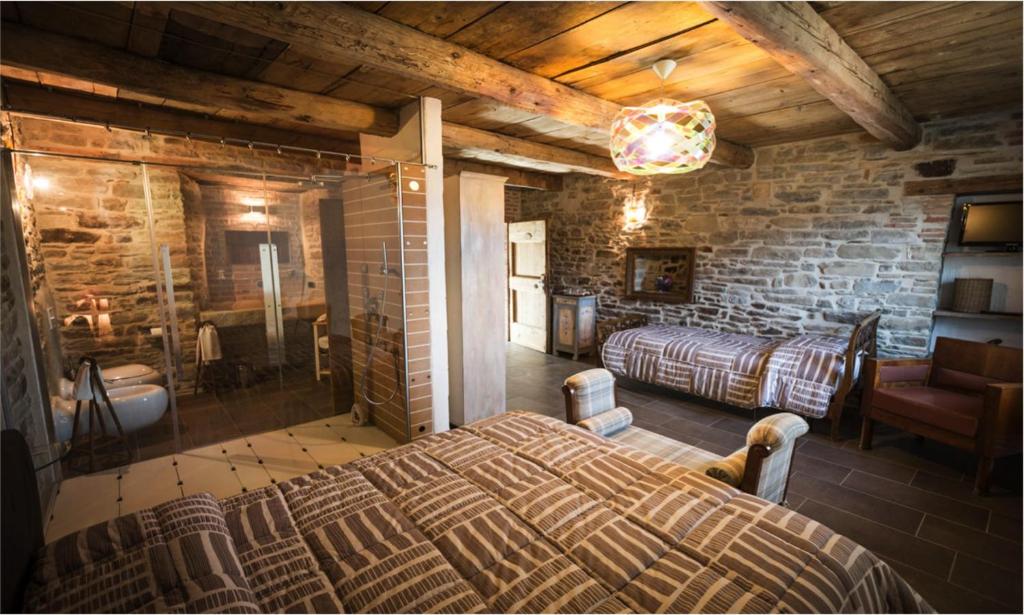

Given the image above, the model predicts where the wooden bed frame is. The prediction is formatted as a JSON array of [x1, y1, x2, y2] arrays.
[[596, 311, 882, 440]]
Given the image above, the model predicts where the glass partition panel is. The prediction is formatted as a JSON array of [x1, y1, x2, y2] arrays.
[[167, 162, 414, 450], [11, 153, 180, 473], [10, 149, 426, 476], [168, 170, 286, 446]]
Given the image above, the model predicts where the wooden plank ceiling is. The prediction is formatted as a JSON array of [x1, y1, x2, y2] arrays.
[[1, 1, 1020, 175]]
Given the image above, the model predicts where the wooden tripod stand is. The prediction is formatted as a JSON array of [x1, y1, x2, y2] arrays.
[[68, 358, 133, 473]]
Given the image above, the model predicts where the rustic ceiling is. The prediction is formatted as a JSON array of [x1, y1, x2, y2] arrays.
[[1, 1, 1021, 176]]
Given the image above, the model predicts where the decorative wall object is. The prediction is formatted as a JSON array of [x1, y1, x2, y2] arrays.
[[624, 247, 696, 304]]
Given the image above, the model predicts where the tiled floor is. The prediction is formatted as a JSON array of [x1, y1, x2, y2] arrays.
[[64, 366, 344, 477], [506, 344, 1023, 614], [42, 343, 1023, 613], [45, 413, 396, 543]]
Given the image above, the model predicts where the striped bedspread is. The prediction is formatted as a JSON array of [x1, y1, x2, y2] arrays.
[[23, 412, 929, 614], [603, 325, 851, 418]]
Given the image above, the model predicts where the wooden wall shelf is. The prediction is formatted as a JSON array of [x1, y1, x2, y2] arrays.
[[942, 251, 1020, 257], [933, 309, 1022, 321]]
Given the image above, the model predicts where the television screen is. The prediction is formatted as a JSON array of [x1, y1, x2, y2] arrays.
[[960, 202, 1022, 245]]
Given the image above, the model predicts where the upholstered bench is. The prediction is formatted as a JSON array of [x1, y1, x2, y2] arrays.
[[563, 368, 809, 504]]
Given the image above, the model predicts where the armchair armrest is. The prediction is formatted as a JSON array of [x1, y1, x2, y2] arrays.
[[980, 382, 1023, 452], [704, 448, 747, 487], [865, 357, 933, 389]]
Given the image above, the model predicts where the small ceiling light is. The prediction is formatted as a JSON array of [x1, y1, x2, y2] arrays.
[[408, 179, 421, 192], [609, 59, 716, 176]]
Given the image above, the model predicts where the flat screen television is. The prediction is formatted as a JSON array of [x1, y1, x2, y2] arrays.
[[959, 202, 1022, 246]]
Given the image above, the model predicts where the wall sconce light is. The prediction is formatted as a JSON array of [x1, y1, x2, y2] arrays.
[[240, 196, 267, 223], [623, 184, 649, 231], [32, 175, 51, 193]]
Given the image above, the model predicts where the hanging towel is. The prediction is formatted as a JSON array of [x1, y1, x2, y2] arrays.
[[72, 359, 103, 401], [196, 323, 222, 364]]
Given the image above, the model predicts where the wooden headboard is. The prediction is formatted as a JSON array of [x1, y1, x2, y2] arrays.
[[1, 429, 44, 613]]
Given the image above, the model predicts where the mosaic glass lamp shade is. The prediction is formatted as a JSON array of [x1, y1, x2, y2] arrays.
[[609, 59, 717, 176], [610, 99, 716, 176]]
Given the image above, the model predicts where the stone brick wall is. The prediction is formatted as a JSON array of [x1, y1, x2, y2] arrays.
[[2, 181, 60, 512], [193, 184, 322, 310], [505, 187, 524, 222], [3, 115, 349, 394], [16, 155, 199, 390], [521, 111, 1022, 356]]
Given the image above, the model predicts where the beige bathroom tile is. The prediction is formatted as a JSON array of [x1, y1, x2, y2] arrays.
[[175, 444, 242, 499], [207, 433, 274, 491], [289, 423, 363, 468], [119, 455, 181, 515], [46, 468, 120, 542], [246, 431, 319, 482], [220, 436, 275, 491], [334, 422, 398, 456]]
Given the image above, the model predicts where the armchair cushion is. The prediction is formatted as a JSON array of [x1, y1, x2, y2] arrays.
[[704, 448, 747, 487], [563, 368, 616, 423], [872, 387, 982, 436], [931, 367, 1002, 395], [577, 407, 633, 437]]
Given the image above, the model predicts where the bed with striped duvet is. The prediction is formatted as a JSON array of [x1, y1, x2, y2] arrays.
[[602, 325, 853, 419], [23, 412, 929, 614]]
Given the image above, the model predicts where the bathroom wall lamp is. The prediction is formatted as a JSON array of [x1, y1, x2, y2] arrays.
[[240, 196, 267, 223], [31, 175, 51, 192]]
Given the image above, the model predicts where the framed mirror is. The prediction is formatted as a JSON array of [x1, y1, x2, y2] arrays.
[[624, 247, 695, 303]]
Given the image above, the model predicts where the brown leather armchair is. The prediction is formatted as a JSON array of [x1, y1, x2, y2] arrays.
[[859, 337, 1022, 494]]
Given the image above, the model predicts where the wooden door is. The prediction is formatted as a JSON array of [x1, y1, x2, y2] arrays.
[[507, 219, 548, 352]]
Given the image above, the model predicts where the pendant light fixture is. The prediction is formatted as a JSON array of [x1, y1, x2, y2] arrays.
[[609, 59, 716, 176]]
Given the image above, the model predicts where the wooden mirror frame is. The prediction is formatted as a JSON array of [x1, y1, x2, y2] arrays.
[[624, 247, 696, 304]]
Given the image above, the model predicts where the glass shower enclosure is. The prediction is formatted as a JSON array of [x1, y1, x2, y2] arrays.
[[5, 148, 421, 475]]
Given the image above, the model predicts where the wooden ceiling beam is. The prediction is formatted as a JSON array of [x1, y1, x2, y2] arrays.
[[0, 80, 361, 154], [443, 159, 564, 192], [704, 1, 922, 150], [166, 1, 755, 169], [442, 123, 626, 179], [0, 22, 398, 137], [0, 24, 619, 178]]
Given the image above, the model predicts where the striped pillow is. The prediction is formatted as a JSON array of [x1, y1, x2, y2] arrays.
[[704, 448, 747, 487], [577, 406, 633, 436]]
